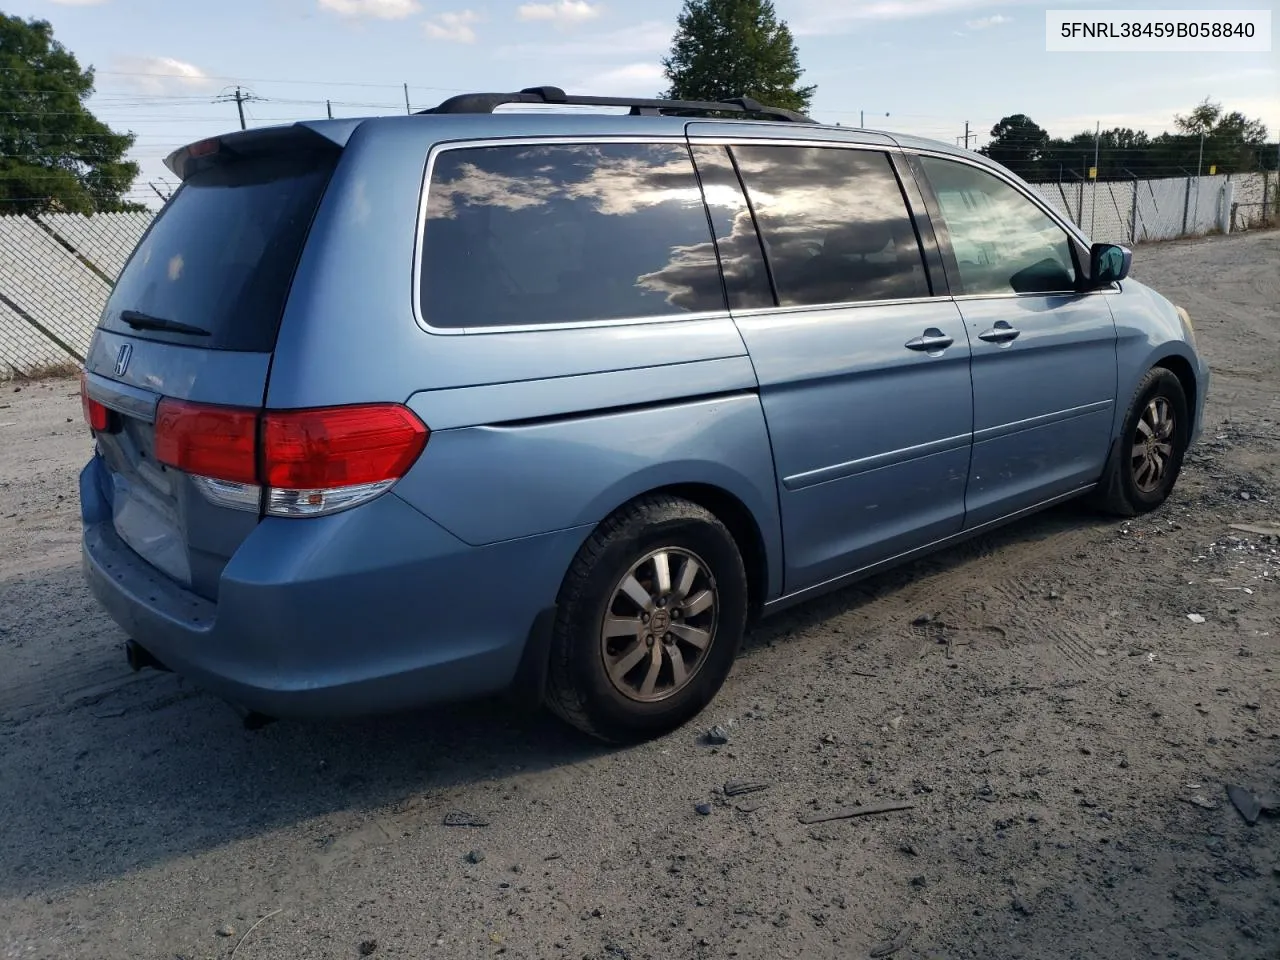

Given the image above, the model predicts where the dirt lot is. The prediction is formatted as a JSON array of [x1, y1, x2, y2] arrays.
[[1, 230, 1278, 960]]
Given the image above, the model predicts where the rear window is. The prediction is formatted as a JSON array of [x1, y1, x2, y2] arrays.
[[419, 142, 726, 329], [100, 150, 337, 352]]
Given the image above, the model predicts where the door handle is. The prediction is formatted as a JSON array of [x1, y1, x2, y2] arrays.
[[978, 321, 1021, 344], [905, 329, 955, 353]]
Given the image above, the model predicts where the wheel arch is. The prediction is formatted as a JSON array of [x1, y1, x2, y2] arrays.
[[1152, 353, 1198, 436], [647, 482, 771, 621]]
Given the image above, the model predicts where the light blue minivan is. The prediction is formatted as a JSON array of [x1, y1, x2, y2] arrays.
[[79, 87, 1208, 741]]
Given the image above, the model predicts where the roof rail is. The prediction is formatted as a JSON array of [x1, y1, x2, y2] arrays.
[[418, 86, 814, 123]]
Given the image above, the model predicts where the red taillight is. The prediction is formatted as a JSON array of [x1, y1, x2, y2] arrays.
[[153, 400, 428, 491], [262, 405, 428, 489], [154, 399, 258, 485], [80, 371, 110, 432]]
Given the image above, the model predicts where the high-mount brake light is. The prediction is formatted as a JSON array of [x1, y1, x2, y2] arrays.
[[187, 138, 221, 159], [153, 400, 429, 518]]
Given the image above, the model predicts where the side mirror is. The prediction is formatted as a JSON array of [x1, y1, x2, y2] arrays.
[[1089, 242, 1132, 286]]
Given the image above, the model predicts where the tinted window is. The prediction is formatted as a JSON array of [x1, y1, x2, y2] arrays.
[[101, 150, 336, 352], [421, 143, 725, 328], [689, 145, 774, 310], [920, 156, 1077, 296], [730, 145, 931, 307]]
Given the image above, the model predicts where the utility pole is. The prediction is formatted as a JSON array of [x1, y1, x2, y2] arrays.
[[961, 121, 975, 150], [327, 99, 333, 120], [215, 85, 260, 130], [404, 82, 412, 115]]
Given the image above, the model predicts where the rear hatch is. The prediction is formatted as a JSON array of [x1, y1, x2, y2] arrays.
[[83, 129, 341, 600]]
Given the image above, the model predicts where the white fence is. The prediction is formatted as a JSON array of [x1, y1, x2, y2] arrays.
[[0, 213, 152, 379], [1032, 171, 1277, 245], [0, 171, 1276, 379]]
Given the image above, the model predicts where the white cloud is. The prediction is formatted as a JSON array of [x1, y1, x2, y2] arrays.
[[495, 20, 671, 61], [578, 62, 666, 95], [517, 0, 601, 24], [112, 56, 215, 95], [424, 10, 480, 42], [318, 0, 421, 19], [790, 0, 1090, 35], [966, 13, 1011, 28]]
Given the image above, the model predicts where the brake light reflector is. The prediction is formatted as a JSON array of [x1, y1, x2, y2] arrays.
[[154, 399, 258, 486], [262, 405, 429, 490], [152, 399, 429, 518], [80, 371, 110, 432]]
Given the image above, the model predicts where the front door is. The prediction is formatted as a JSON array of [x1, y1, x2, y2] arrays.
[[692, 143, 974, 595], [916, 155, 1119, 528]]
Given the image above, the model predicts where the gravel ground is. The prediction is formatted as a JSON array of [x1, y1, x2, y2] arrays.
[[1, 230, 1278, 960]]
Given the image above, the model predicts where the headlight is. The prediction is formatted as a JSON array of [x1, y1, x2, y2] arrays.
[[1176, 306, 1196, 348]]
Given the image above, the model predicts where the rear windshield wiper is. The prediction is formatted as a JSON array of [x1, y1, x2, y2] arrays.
[[120, 310, 211, 337]]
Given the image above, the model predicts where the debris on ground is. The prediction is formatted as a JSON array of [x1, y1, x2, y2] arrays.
[[465, 849, 486, 864], [1187, 613, 1207, 624], [358, 940, 378, 956], [695, 802, 712, 816], [869, 921, 919, 958], [798, 801, 915, 825], [216, 924, 236, 938], [723, 779, 770, 797], [1230, 523, 1280, 538], [1186, 795, 1220, 811], [1227, 785, 1277, 825], [442, 811, 490, 827], [703, 725, 731, 746]]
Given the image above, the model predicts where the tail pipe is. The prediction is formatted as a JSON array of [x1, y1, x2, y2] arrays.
[[125, 639, 171, 673]]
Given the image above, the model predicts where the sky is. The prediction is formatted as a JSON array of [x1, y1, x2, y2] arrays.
[[7, 0, 1279, 206]]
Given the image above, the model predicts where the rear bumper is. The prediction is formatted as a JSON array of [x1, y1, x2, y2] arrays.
[[80, 458, 586, 717]]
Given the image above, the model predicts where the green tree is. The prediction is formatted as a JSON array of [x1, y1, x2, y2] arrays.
[[661, 0, 815, 114], [981, 114, 1052, 178], [0, 14, 140, 215]]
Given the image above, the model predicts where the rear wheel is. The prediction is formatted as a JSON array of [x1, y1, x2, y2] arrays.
[[1093, 367, 1190, 516], [545, 495, 748, 743]]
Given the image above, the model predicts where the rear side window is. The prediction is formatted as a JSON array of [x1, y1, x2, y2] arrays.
[[730, 145, 931, 308], [420, 142, 725, 329], [689, 145, 775, 310], [101, 150, 337, 352]]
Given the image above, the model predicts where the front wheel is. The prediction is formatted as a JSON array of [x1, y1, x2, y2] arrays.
[[1093, 367, 1190, 516], [544, 495, 748, 743]]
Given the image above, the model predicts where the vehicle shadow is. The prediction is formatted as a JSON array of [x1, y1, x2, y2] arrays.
[[0, 501, 1111, 898], [740, 498, 1113, 652]]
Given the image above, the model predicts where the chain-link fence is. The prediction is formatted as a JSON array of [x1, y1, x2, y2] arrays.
[[1, 171, 1277, 379], [0, 212, 154, 380], [1031, 171, 1277, 244]]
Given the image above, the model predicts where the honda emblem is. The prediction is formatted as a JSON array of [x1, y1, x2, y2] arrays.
[[114, 343, 132, 377]]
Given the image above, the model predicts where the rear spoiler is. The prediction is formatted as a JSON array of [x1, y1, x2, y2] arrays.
[[163, 120, 363, 181]]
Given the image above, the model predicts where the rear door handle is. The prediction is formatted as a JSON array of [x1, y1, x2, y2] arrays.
[[905, 329, 955, 353], [978, 321, 1021, 344]]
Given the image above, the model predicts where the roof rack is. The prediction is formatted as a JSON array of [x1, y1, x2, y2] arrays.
[[417, 86, 813, 123]]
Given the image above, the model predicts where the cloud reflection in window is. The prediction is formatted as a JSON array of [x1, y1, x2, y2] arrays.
[[422, 143, 726, 327]]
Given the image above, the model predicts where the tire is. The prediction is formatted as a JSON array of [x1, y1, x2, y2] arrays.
[[545, 495, 748, 743], [1092, 367, 1190, 517]]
